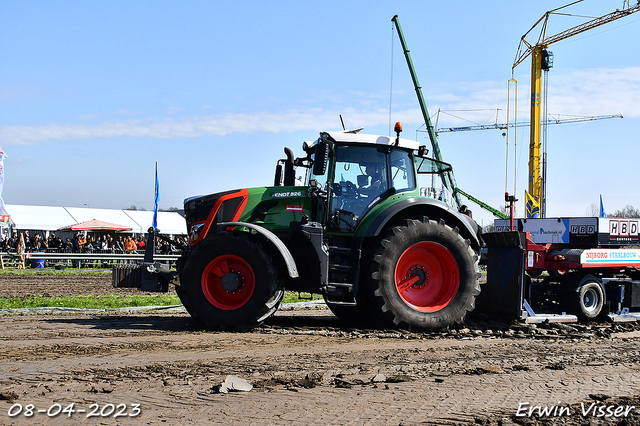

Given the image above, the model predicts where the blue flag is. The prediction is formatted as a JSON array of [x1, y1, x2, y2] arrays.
[[153, 163, 160, 228], [599, 194, 606, 218]]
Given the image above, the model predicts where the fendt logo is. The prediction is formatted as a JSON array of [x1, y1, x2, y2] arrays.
[[609, 220, 639, 237]]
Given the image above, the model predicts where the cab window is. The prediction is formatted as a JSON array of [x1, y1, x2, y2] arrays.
[[328, 145, 387, 232], [390, 149, 415, 192]]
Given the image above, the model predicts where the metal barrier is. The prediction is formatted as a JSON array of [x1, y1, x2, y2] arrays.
[[1, 251, 180, 269]]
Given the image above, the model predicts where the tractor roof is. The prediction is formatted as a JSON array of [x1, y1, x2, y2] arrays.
[[304, 131, 420, 152]]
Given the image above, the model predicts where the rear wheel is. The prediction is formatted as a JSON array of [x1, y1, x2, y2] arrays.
[[178, 232, 283, 331], [574, 280, 604, 322], [368, 218, 480, 331]]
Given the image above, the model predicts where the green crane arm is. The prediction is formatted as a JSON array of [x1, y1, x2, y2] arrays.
[[392, 15, 508, 219], [454, 188, 508, 220], [391, 15, 462, 209]]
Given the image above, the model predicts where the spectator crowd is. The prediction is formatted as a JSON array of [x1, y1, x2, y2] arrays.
[[1, 231, 188, 255]]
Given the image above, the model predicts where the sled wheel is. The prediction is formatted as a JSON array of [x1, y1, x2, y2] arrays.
[[178, 232, 283, 331], [369, 218, 480, 332], [575, 281, 604, 322]]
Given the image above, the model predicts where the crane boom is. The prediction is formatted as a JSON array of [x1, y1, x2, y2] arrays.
[[513, 1, 640, 69], [437, 114, 623, 133], [512, 1, 640, 217]]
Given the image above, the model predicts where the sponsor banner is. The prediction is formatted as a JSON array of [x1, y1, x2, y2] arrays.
[[568, 218, 598, 245], [494, 220, 510, 233], [581, 249, 640, 265], [494, 218, 570, 244], [600, 218, 639, 244], [492, 218, 640, 246]]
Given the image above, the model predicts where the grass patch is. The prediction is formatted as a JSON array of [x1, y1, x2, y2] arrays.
[[282, 292, 323, 304], [0, 267, 111, 276], [0, 292, 322, 310], [0, 294, 181, 310]]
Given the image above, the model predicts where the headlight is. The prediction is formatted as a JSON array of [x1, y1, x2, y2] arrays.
[[189, 223, 205, 243]]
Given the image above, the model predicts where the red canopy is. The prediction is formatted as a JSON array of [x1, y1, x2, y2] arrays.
[[57, 219, 132, 232]]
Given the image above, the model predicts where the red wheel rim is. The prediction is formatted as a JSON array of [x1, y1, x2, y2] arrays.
[[202, 254, 255, 310], [395, 241, 459, 312]]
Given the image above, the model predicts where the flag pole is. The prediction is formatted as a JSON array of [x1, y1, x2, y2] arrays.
[[145, 162, 160, 263], [152, 162, 159, 229]]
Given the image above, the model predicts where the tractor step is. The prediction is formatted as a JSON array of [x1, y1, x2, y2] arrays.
[[328, 245, 360, 282], [324, 245, 361, 306], [324, 282, 357, 306]]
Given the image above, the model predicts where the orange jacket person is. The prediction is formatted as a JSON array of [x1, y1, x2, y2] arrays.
[[124, 236, 137, 253]]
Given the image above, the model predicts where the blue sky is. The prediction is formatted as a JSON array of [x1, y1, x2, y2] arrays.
[[1, 0, 639, 227]]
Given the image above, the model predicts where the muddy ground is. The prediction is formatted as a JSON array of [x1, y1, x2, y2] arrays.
[[0, 274, 639, 425]]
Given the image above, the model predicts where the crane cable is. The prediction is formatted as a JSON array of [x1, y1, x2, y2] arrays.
[[506, 79, 518, 202], [388, 24, 395, 137]]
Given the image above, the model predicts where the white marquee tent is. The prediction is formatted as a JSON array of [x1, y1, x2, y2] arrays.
[[0, 204, 187, 235]]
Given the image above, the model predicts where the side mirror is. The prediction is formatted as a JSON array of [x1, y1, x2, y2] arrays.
[[312, 142, 329, 176]]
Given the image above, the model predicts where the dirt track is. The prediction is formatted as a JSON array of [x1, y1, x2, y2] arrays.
[[1, 274, 639, 425]]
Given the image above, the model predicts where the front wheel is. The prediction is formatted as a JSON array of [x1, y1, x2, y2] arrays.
[[368, 218, 480, 331], [178, 232, 284, 331]]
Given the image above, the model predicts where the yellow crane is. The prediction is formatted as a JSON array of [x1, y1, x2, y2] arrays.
[[512, 0, 640, 217]]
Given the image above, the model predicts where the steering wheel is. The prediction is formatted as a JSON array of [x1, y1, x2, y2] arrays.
[[343, 180, 360, 198], [333, 181, 360, 199]]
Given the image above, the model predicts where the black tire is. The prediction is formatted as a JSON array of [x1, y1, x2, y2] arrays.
[[174, 284, 195, 318], [177, 232, 284, 331], [324, 301, 360, 323], [324, 299, 377, 327], [574, 281, 604, 322], [368, 218, 480, 332]]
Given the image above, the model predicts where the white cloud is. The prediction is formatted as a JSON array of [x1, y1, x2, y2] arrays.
[[0, 107, 419, 146], [550, 67, 640, 117], [1, 67, 638, 146], [428, 67, 640, 127]]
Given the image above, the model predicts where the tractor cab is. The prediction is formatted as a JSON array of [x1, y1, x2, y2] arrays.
[[292, 127, 455, 234]]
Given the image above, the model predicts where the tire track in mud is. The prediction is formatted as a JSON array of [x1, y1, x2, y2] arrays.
[[1, 269, 640, 425], [1, 311, 639, 425]]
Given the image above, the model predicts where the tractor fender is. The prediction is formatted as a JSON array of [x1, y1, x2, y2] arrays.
[[361, 198, 481, 248], [219, 221, 299, 278]]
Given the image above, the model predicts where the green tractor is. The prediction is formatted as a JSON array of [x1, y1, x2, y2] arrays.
[[175, 124, 483, 331]]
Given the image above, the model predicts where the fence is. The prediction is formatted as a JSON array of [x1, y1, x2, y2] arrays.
[[0, 249, 181, 270]]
